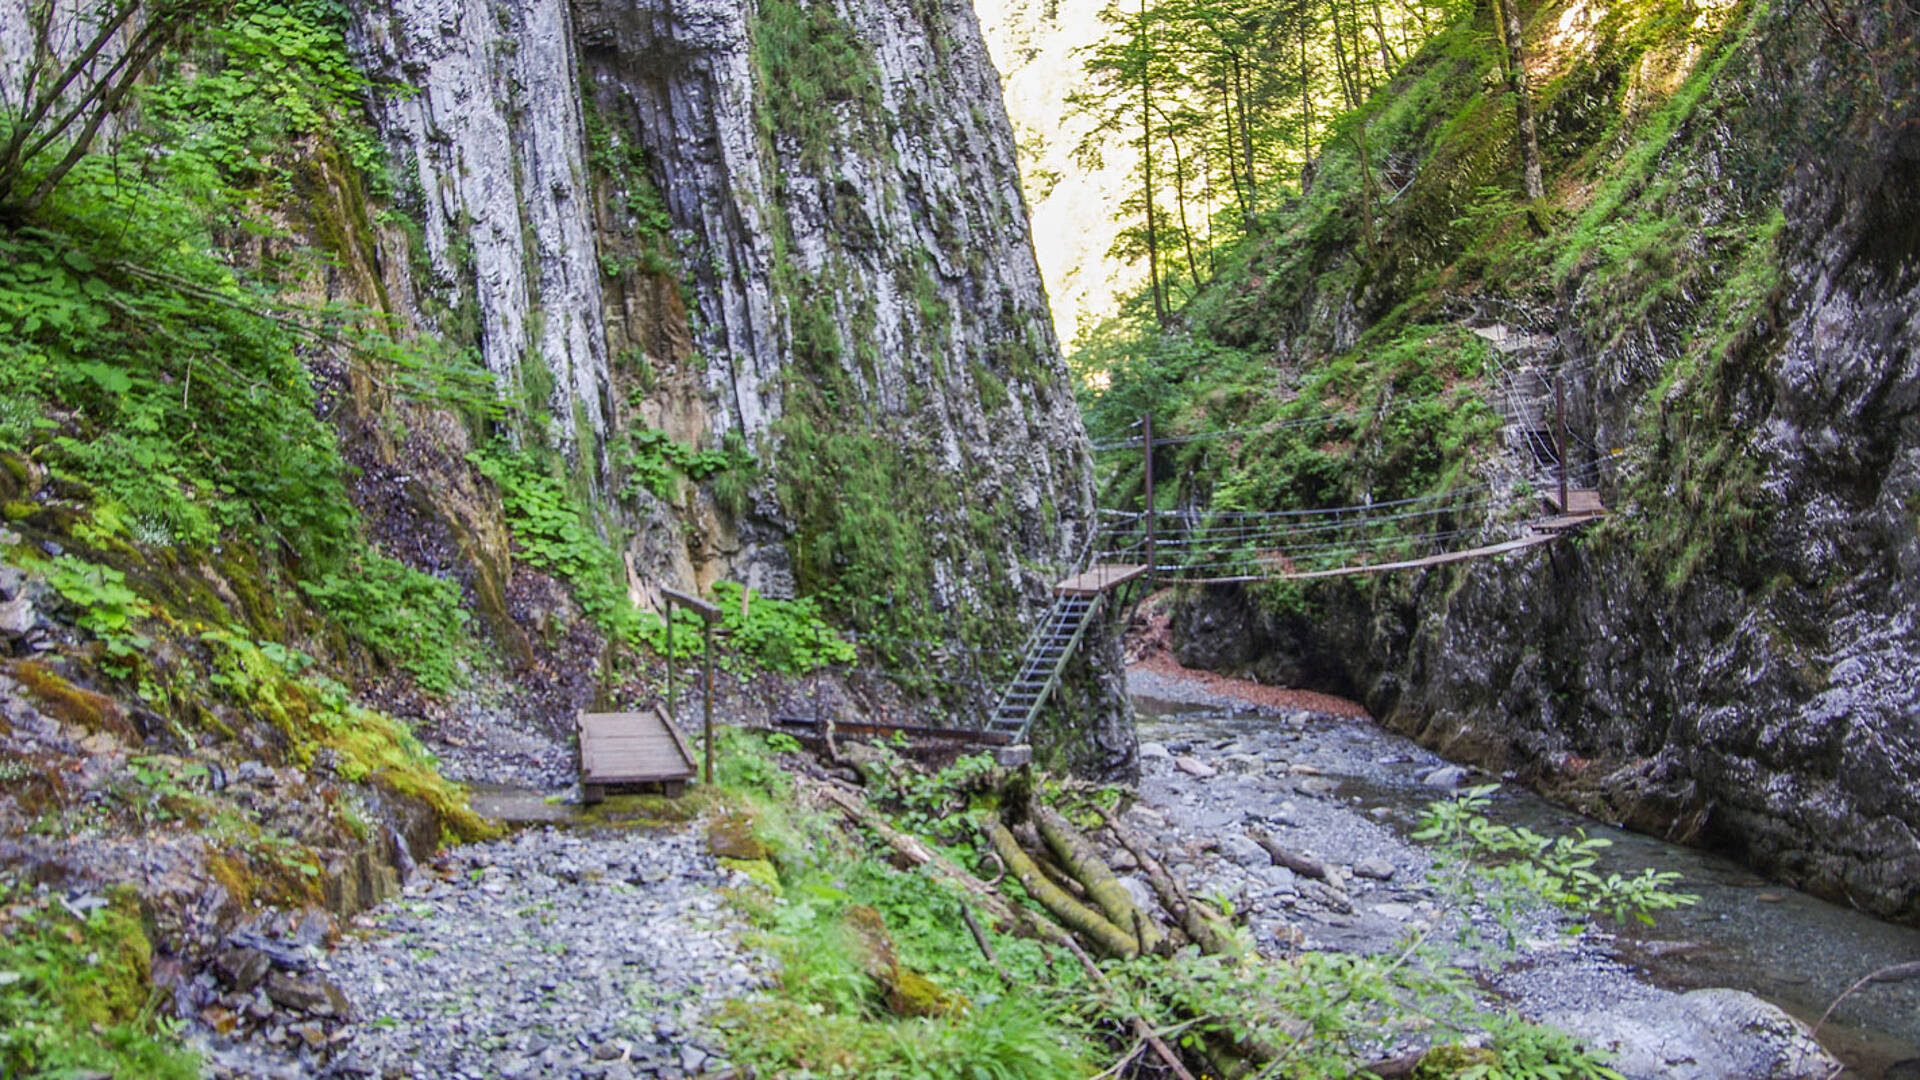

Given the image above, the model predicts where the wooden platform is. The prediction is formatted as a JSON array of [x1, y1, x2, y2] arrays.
[[1056, 563, 1149, 595], [1543, 488, 1605, 516], [578, 708, 696, 801]]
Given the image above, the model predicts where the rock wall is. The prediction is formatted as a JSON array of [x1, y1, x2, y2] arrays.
[[1171, 4, 1920, 919], [345, 0, 1121, 748]]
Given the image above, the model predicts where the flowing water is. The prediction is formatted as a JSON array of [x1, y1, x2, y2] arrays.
[[1133, 696, 1920, 1079]]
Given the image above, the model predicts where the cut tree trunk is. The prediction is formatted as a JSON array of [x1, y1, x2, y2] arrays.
[[1035, 804, 1164, 954], [986, 820, 1140, 958]]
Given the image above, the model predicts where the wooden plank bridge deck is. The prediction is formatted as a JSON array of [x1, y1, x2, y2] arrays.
[[578, 708, 696, 801], [1544, 488, 1605, 516], [1055, 563, 1148, 595]]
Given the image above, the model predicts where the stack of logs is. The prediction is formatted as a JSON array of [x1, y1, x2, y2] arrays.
[[805, 771, 1303, 1080]]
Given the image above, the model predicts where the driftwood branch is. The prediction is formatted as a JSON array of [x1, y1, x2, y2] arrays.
[[1099, 803, 1243, 957], [1248, 829, 1329, 879], [1814, 960, 1920, 1037]]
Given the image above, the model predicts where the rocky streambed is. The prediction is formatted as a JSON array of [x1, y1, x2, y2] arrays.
[[195, 825, 768, 1080], [1124, 664, 1920, 1080]]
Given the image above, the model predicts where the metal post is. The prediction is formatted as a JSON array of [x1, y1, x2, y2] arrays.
[[1554, 370, 1569, 513], [702, 621, 715, 785], [1142, 412, 1156, 586], [665, 602, 675, 728]]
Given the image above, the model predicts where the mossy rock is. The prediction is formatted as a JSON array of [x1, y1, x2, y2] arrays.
[[9, 660, 133, 740], [842, 904, 969, 1018], [885, 966, 967, 1019], [708, 812, 770, 860], [1414, 1045, 1500, 1078], [719, 856, 781, 894]]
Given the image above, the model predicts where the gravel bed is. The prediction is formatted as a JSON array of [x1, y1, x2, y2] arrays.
[[1116, 686, 1841, 1079], [202, 825, 768, 1080]]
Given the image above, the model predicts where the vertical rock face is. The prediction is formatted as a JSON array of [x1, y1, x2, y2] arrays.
[[345, 0, 1119, 752], [354, 0, 612, 443], [570, 0, 1094, 602]]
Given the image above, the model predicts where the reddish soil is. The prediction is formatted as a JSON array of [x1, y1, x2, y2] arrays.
[[1124, 595, 1372, 720]]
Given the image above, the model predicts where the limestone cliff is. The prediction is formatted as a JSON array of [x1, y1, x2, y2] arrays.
[[342, 0, 1121, 747]]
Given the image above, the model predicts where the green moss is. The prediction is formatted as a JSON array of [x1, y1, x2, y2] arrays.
[[0, 881, 199, 1079], [1416, 1045, 1501, 1078], [719, 856, 782, 893], [9, 660, 131, 739]]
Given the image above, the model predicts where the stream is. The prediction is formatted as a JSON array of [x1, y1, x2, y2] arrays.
[[1132, 693, 1920, 1080]]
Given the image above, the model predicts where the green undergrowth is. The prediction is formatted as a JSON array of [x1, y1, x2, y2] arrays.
[[0, 881, 199, 1080], [697, 734, 1681, 1079], [707, 730, 1098, 1079], [473, 445, 853, 674]]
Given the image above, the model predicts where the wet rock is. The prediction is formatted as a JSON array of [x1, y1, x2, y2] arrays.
[[1353, 857, 1397, 881], [1421, 765, 1471, 789], [264, 973, 350, 1017]]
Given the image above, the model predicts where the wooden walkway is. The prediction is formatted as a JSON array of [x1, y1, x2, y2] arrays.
[[1544, 488, 1605, 516], [578, 708, 696, 801], [1056, 563, 1148, 595]]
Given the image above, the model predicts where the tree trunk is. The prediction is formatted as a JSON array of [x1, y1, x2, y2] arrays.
[[986, 819, 1141, 958], [1035, 805, 1165, 954], [1497, 0, 1545, 201], [1140, 0, 1168, 325], [1221, 81, 1250, 224], [1232, 51, 1257, 204], [1299, 19, 1315, 168], [1328, 2, 1361, 110]]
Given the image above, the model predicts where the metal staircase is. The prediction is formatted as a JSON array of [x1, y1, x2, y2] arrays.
[[984, 591, 1106, 744]]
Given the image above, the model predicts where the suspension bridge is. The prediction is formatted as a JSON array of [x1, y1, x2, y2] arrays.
[[978, 345, 1607, 746], [623, 341, 1610, 773]]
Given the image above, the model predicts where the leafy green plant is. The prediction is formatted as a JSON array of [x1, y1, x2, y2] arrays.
[[0, 880, 199, 1079], [618, 428, 756, 505], [298, 554, 471, 695], [470, 444, 628, 627], [1415, 785, 1698, 942], [711, 580, 853, 675]]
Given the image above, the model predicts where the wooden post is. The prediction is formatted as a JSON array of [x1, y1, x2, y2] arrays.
[[703, 620, 716, 785], [660, 586, 723, 785], [1554, 370, 1569, 512], [1142, 412, 1156, 587]]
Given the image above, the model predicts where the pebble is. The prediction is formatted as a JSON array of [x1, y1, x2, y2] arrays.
[[1353, 857, 1397, 881], [204, 825, 767, 1078], [1174, 756, 1218, 778]]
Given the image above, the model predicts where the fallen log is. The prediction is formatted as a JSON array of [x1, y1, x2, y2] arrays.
[[807, 779, 1025, 930], [1248, 828, 1329, 879], [806, 778, 1082, 951], [1035, 804, 1164, 955], [986, 820, 1140, 959], [1098, 804, 1243, 958], [1058, 936, 1200, 1080]]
